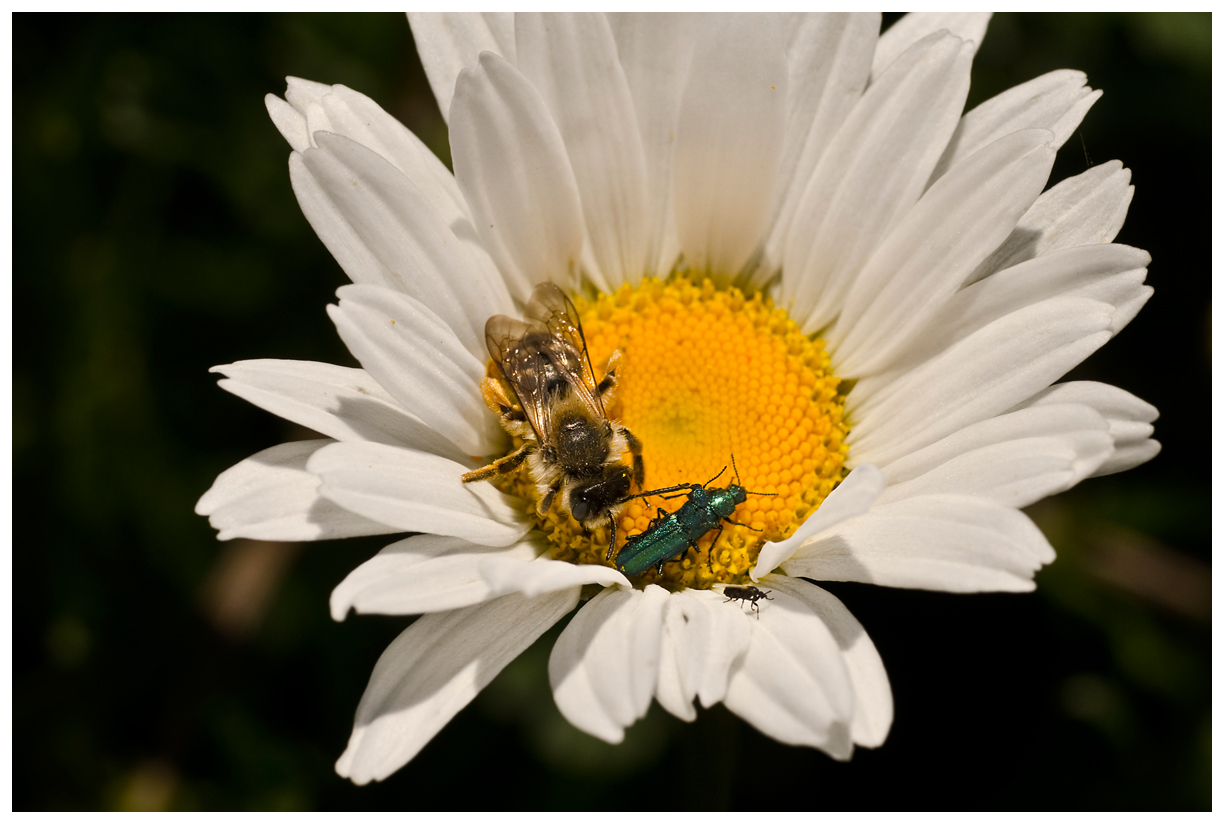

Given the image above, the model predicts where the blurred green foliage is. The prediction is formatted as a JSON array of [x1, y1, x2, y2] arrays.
[[13, 13, 1210, 810]]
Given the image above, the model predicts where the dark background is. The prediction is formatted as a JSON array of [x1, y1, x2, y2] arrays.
[[13, 13, 1211, 810]]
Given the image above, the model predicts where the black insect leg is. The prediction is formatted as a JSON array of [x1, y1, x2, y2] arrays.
[[605, 512, 617, 560], [705, 524, 724, 571], [722, 517, 762, 532], [621, 425, 645, 487], [538, 483, 559, 516]]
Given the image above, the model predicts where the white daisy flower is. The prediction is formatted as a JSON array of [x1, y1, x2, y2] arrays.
[[196, 12, 1160, 785]]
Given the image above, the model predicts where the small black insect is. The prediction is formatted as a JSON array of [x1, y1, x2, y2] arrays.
[[722, 585, 773, 618]]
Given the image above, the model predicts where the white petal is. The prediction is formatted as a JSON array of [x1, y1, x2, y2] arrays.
[[316, 85, 471, 224], [196, 440, 397, 542], [781, 31, 973, 334], [336, 588, 576, 785], [870, 12, 990, 80], [548, 585, 669, 744], [606, 13, 701, 278], [930, 69, 1100, 184], [327, 285, 496, 458], [672, 14, 788, 281], [848, 297, 1114, 467], [757, 13, 879, 285], [265, 93, 309, 151], [331, 534, 540, 620], [875, 430, 1114, 510], [292, 132, 511, 359], [1019, 381, 1161, 477], [450, 51, 585, 301], [515, 13, 650, 290], [1093, 438, 1162, 477], [276, 81, 473, 231], [655, 600, 697, 722], [969, 160, 1135, 283], [211, 359, 467, 461], [861, 244, 1152, 387], [722, 585, 854, 758], [753, 463, 886, 578], [782, 495, 1055, 593], [831, 129, 1056, 377], [764, 576, 893, 747], [407, 12, 515, 123], [307, 440, 527, 547], [480, 555, 630, 598], [881, 403, 1108, 486], [670, 589, 752, 709]]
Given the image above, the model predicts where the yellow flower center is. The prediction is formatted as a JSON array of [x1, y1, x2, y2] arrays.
[[500, 277, 848, 592]]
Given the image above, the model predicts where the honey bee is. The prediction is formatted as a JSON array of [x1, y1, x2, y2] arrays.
[[462, 282, 645, 555]]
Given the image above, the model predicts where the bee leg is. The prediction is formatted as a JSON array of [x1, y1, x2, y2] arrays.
[[597, 349, 624, 404], [605, 512, 617, 560], [462, 443, 532, 483], [538, 483, 560, 517], [481, 377, 532, 438], [619, 424, 645, 487], [480, 376, 515, 415]]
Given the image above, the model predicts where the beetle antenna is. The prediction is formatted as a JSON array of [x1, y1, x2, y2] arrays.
[[704, 465, 727, 487], [727, 455, 775, 496]]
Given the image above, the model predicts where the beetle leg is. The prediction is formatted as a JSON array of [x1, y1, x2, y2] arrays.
[[722, 517, 761, 532], [705, 524, 724, 571]]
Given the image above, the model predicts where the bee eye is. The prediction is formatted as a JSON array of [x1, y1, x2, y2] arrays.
[[570, 497, 589, 520]]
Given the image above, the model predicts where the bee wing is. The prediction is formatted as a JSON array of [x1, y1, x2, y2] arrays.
[[485, 314, 553, 444], [522, 283, 605, 417]]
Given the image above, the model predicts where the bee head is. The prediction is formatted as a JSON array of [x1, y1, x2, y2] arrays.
[[568, 465, 632, 523]]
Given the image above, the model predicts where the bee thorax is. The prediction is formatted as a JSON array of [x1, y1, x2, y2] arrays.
[[555, 416, 610, 474]]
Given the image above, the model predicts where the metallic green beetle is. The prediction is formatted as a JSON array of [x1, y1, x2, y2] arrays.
[[611, 460, 772, 577]]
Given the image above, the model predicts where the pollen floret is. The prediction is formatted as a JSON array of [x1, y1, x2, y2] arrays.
[[498, 278, 848, 592]]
